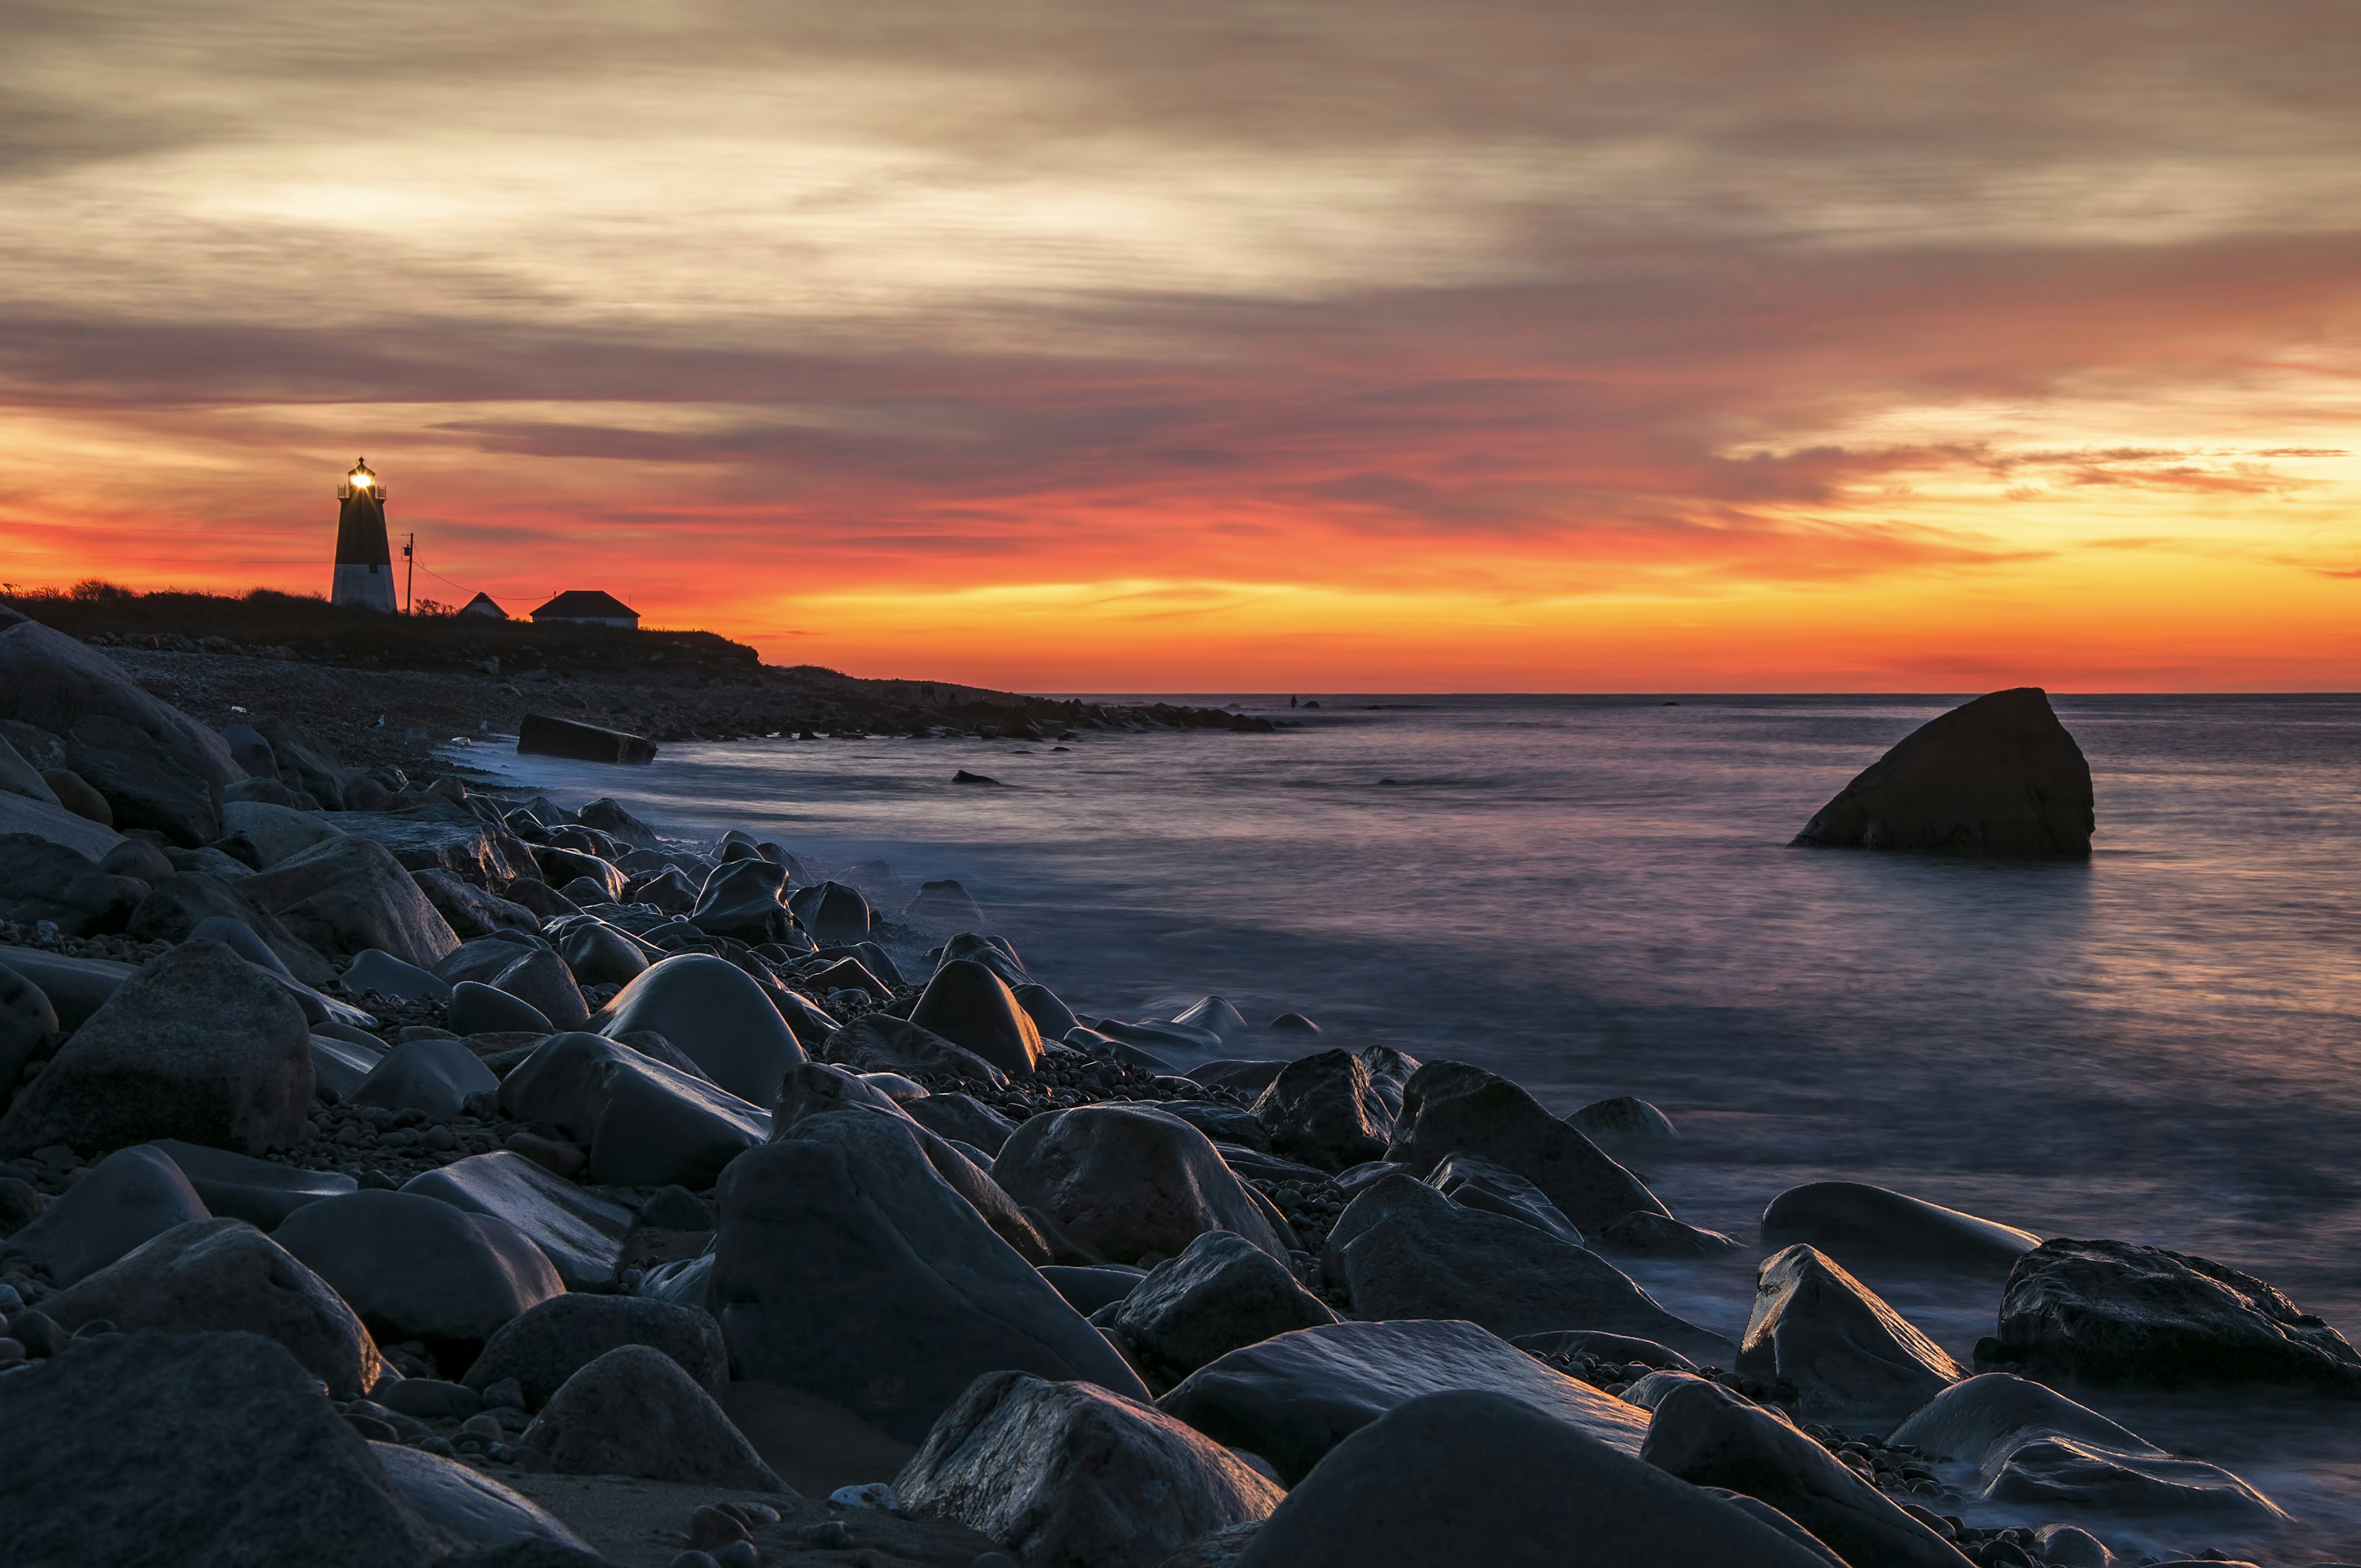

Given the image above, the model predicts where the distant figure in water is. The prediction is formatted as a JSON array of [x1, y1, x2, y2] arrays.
[[1290, 695, 1298, 709]]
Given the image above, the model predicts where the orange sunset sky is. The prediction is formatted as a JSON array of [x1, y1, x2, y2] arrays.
[[2, 2, 2356, 692]]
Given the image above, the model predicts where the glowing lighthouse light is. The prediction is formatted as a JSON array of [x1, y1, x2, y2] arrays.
[[330, 457, 397, 612]]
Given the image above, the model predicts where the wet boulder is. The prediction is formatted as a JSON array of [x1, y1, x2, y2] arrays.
[[0, 938, 312, 1159], [908, 959, 1043, 1078], [689, 856, 795, 945], [994, 1103, 1291, 1266], [240, 834, 461, 970], [414, 869, 541, 940], [37, 1217, 384, 1397], [1233, 1389, 1833, 1568], [1158, 1317, 1649, 1485], [370, 1444, 597, 1559], [497, 1031, 768, 1190], [1792, 686, 2094, 858], [1251, 1049, 1391, 1171], [1571, 1095, 1679, 1140], [221, 799, 346, 865], [897, 1371, 1281, 1568], [712, 1108, 1146, 1442], [149, 1138, 355, 1227], [1322, 1174, 1727, 1360], [832, 1012, 1008, 1088], [464, 1293, 728, 1410], [904, 1091, 1020, 1157], [1642, 1380, 1973, 1568], [341, 814, 524, 884], [1388, 1060, 1669, 1234], [345, 948, 453, 1003], [0, 1330, 434, 1568], [1738, 1245, 1962, 1422], [447, 980, 554, 1035], [791, 879, 873, 945], [597, 952, 807, 1106], [1593, 1208, 1742, 1257], [123, 870, 331, 982], [1761, 1180, 2038, 1279], [0, 1144, 209, 1286], [1011, 981, 1079, 1041], [1889, 1373, 2286, 1521], [627, 864, 699, 914], [353, 1036, 501, 1121], [1980, 1237, 2361, 1391], [63, 714, 223, 846], [1427, 1151, 1585, 1246], [439, 942, 588, 1032], [402, 1151, 632, 1291], [577, 796, 657, 847], [555, 919, 648, 987], [520, 1344, 784, 1489], [0, 833, 146, 936], [275, 1189, 563, 1365], [1105, 1229, 1339, 1389]]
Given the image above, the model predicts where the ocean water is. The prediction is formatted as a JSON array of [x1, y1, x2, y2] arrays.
[[477, 692, 2361, 1557]]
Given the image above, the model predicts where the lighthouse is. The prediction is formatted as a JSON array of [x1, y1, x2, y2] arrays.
[[331, 457, 398, 612]]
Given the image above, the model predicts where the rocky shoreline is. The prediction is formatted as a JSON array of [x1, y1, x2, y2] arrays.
[[1, 600, 2357, 1568]]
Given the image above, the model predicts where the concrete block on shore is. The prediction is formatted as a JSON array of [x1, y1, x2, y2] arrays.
[[517, 715, 657, 765]]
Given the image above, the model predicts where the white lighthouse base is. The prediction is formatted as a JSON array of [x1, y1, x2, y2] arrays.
[[332, 563, 399, 613]]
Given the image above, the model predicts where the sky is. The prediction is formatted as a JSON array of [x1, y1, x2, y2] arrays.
[[1, 1, 2356, 691]]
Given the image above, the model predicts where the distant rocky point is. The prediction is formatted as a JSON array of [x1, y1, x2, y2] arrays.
[[1792, 688, 2094, 859]]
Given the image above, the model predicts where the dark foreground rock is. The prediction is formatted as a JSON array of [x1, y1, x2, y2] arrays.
[[276, 1189, 564, 1365], [907, 958, 1043, 1078], [993, 1103, 1292, 1266], [401, 1150, 631, 1291], [369, 1444, 596, 1559], [1105, 1229, 1338, 1389], [1738, 1244, 1962, 1422], [597, 952, 807, 1105], [899, 1372, 1281, 1568], [239, 834, 463, 969], [1157, 1316, 1649, 1485], [39, 1216, 385, 1398], [0, 1330, 436, 1568], [1792, 686, 2095, 857], [1232, 1389, 1833, 1568], [497, 1030, 768, 1190], [520, 1344, 785, 1490], [1251, 1049, 1392, 1170], [712, 1108, 1147, 1441], [1386, 1059, 1669, 1234], [1761, 1180, 2039, 1279], [465, 1293, 729, 1410], [1980, 1237, 2361, 1391], [0, 1142, 209, 1285]]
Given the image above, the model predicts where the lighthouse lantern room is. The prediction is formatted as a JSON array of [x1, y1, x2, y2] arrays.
[[331, 457, 398, 613]]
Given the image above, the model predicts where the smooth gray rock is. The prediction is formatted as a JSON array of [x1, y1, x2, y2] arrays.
[[221, 799, 347, 866], [1761, 1180, 2038, 1278], [1011, 981, 1079, 1041], [1512, 1329, 1698, 1373], [0, 945, 129, 1030], [689, 856, 794, 945], [498, 1031, 768, 1190], [371, 1444, 597, 1557], [1233, 1389, 1831, 1568], [355, 1036, 502, 1121], [1045, 1264, 1146, 1315], [333, 812, 523, 883], [597, 953, 806, 1106], [403, 1151, 631, 1291], [415, 869, 541, 940], [1793, 686, 2094, 857], [254, 719, 353, 809], [127, 873, 334, 984], [346, 947, 454, 1001], [173, 915, 367, 1028], [1107, 1230, 1339, 1388], [1427, 1151, 1585, 1246], [1594, 1208, 1743, 1257], [0, 729, 61, 805], [833, 1012, 1008, 1088], [1889, 1372, 2285, 1519], [1386, 1059, 1669, 1234], [448, 979, 555, 1036], [240, 834, 463, 970], [1642, 1379, 1973, 1568], [533, 846, 625, 901], [1739, 1244, 1961, 1421], [897, 1371, 1280, 1568], [149, 1137, 356, 1227], [995, 1104, 1291, 1266], [439, 945, 587, 1033], [791, 879, 873, 945], [0, 938, 312, 1159], [0, 1144, 209, 1286], [64, 714, 222, 846], [0, 832, 145, 935], [521, 1344, 785, 1489], [577, 797, 657, 847], [712, 1108, 1147, 1441], [556, 919, 648, 986], [37, 1216, 384, 1397], [1158, 1316, 1649, 1485], [625, 864, 698, 914], [908, 959, 1042, 1078], [1573, 1095, 1679, 1140], [276, 1189, 563, 1360], [464, 1292, 728, 1409], [0, 1329, 434, 1568], [1251, 1049, 1391, 1171], [0, 958, 58, 1092], [1982, 1237, 2361, 1391], [1321, 1174, 1726, 1360], [313, 1031, 387, 1100], [904, 1091, 1020, 1156]]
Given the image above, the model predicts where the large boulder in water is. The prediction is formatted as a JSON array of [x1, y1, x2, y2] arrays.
[[896, 1370, 1282, 1568], [519, 1344, 784, 1490], [1979, 1237, 2361, 1391], [1322, 1173, 1726, 1360], [0, 939, 312, 1160], [0, 1330, 436, 1568], [37, 1217, 385, 1398], [993, 1103, 1292, 1266], [1159, 1316, 1649, 1486], [1761, 1180, 2038, 1279], [909, 958, 1042, 1077], [0, 605, 241, 791], [239, 834, 461, 969], [1738, 1244, 1961, 1422], [1386, 1059, 1668, 1234], [1889, 1372, 2287, 1521], [1233, 1389, 1833, 1568], [1792, 687, 2093, 858], [597, 952, 806, 1105], [711, 1108, 1147, 1441], [1642, 1379, 1974, 1568]]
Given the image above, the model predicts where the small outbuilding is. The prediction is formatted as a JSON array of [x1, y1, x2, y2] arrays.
[[530, 590, 639, 630], [459, 592, 508, 619]]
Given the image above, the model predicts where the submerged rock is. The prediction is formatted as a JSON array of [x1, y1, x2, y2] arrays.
[[1232, 1390, 1831, 1568], [1738, 1244, 1962, 1421], [897, 1371, 1281, 1568], [1791, 687, 2094, 858]]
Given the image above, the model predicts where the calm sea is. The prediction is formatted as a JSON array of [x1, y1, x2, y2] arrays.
[[480, 693, 2361, 1556]]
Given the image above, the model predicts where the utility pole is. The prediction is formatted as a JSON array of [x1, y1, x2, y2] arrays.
[[402, 533, 415, 614]]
